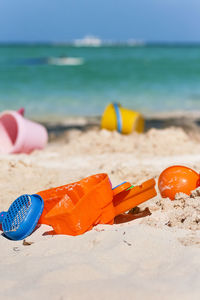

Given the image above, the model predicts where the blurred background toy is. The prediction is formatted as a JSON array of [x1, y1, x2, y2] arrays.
[[0, 109, 48, 154], [101, 103, 144, 134]]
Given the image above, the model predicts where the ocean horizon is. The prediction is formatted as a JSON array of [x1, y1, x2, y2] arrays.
[[0, 43, 200, 120]]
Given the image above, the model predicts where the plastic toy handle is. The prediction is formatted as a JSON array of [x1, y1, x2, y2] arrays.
[[0, 211, 6, 224], [113, 178, 157, 216], [113, 103, 122, 133], [112, 181, 127, 190], [17, 108, 25, 116], [112, 182, 132, 196]]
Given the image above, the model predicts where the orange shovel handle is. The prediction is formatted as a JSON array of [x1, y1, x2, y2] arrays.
[[112, 182, 132, 196], [113, 178, 157, 216]]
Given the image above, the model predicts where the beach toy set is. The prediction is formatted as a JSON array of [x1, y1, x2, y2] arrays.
[[101, 103, 144, 134], [0, 109, 48, 154], [0, 173, 157, 239], [37, 174, 156, 236], [1, 164, 198, 240]]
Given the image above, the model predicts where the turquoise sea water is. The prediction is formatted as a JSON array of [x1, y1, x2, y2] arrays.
[[0, 44, 200, 119]]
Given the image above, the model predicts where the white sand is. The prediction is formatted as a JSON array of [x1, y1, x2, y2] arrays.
[[1, 126, 200, 299]]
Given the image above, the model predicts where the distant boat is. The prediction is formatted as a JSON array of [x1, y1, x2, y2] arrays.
[[74, 35, 102, 47], [127, 39, 145, 46], [47, 57, 84, 66]]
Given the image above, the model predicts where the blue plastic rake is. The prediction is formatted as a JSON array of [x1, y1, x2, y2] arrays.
[[0, 194, 44, 240]]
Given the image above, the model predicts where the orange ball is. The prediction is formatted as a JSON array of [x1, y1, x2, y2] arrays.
[[158, 165, 200, 200]]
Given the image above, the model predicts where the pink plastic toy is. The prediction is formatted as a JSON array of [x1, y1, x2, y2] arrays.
[[17, 107, 25, 116], [0, 110, 48, 154]]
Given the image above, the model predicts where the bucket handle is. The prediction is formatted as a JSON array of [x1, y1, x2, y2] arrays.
[[113, 103, 122, 133]]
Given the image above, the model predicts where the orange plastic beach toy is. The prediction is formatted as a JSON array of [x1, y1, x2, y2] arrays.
[[37, 174, 157, 236], [158, 165, 200, 200], [113, 178, 157, 216], [38, 174, 113, 236]]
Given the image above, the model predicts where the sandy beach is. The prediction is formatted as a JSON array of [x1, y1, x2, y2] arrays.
[[1, 119, 200, 299], [1, 0, 200, 298]]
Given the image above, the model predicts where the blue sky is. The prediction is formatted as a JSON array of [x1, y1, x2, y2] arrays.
[[0, 0, 200, 42]]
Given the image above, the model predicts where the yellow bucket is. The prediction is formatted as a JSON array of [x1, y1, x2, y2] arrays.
[[101, 103, 144, 134]]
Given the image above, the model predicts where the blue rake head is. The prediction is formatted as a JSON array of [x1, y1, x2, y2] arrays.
[[0, 194, 44, 240]]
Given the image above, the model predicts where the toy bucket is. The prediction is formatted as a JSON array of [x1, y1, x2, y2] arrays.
[[0, 110, 48, 154], [101, 103, 144, 134]]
